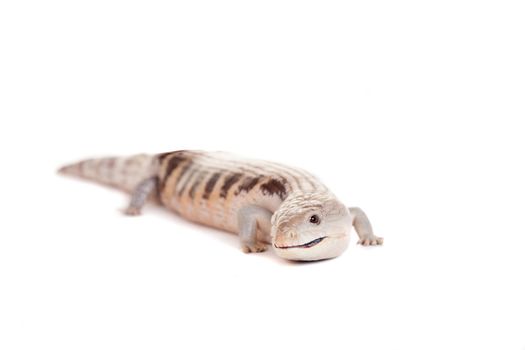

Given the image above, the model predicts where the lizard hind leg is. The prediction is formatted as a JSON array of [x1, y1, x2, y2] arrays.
[[125, 176, 158, 216]]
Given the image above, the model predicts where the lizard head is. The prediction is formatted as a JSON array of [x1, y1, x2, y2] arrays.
[[271, 192, 352, 261]]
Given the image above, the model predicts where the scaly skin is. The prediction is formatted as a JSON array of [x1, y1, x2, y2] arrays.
[[59, 150, 383, 261]]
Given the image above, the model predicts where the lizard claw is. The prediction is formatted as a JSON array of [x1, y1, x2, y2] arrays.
[[124, 206, 142, 216], [358, 236, 384, 246], [241, 242, 268, 253]]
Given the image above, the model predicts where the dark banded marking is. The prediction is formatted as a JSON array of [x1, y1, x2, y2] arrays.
[[227, 160, 297, 192], [177, 166, 199, 197], [189, 152, 319, 193], [202, 172, 222, 200], [160, 159, 193, 200], [157, 151, 176, 162], [170, 160, 193, 191], [106, 158, 116, 170], [78, 160, 85, 175], [158, 150, 196, 162], [188, 171, 207, 199], [197, 153, 301, 192], [235, 176, 263, 196], [203, 155, 305, 192], [220, 173, 243, 198], [193, 154, 261, 177], [261, 167, 302, 191], [260, 178, 288, 200], [248, 163, 299, 192], [161, 154, 188, 188], [95, 158, 105, 177], [258, 161, 318, 192], [97, 158, 114, 183]]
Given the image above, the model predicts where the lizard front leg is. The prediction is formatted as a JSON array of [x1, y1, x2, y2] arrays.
[[237, 205, 273, 253], [348, 207, 384, 246], [124, 177, 158, 216]]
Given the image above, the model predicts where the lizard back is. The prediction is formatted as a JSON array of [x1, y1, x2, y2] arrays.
[[157, 150, 327, 233]]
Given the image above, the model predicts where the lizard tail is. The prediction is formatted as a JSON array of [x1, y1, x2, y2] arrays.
[[58, 154, 159, 193]]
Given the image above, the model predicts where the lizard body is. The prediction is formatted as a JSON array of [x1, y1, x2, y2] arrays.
[[59, 150, 383, 261]]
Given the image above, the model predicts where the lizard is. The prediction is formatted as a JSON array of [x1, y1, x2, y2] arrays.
[[58, 150, 383, 261]]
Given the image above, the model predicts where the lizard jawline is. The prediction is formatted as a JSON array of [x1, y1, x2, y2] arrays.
[[274, 237, 326, 249]]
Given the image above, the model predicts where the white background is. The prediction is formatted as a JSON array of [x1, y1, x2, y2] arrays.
[[1, 0, 524, 349]]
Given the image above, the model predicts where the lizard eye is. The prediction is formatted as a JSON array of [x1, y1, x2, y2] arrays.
[[309, 215, 321, 225]]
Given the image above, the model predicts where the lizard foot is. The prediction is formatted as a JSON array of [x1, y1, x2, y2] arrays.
[[358, 236, 384, 246], [241, 242, 268, 253], [124, 207, 142, 216]]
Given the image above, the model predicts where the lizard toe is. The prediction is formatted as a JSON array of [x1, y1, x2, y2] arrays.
[[241, 242, 268, 253]]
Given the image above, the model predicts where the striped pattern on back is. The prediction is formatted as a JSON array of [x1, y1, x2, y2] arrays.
[[156, 150, 327, 232]]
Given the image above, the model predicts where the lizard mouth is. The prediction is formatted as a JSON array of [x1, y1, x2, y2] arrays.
[[274, 237, 326, 249]]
